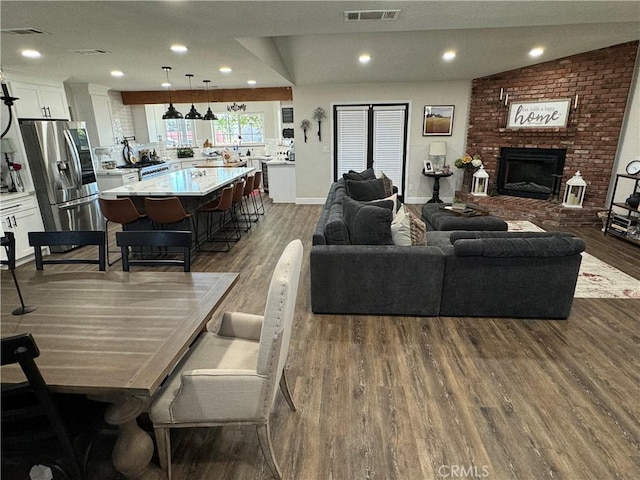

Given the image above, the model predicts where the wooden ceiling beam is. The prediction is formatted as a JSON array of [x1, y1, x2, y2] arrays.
[[121, 87, 292, 105]]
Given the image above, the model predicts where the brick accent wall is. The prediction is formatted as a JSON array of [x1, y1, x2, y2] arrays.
[[465, 41, 638, 225]]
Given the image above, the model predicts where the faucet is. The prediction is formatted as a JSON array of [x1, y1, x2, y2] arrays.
[[232, 140, 239, 151]]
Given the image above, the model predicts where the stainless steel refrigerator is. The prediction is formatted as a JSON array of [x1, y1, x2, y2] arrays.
[[19, 120, 102, 252]]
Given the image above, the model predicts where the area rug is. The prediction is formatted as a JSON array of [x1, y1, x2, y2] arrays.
[[507, 221, 640, 298]]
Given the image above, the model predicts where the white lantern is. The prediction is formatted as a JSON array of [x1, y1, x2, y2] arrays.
[[471, 165, 489, 196], [562, 171, 586, 208]]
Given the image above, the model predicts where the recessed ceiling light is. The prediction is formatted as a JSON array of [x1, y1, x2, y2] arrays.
[[161, 82, 171, 88], [529, 47, 544, 58], [359, 54, 371, 64], [21, 49, 41, 58], [247, 80, 257, 85], [219, 67, 232, 73], [442, 50, 456, 61], [170, 45, 188, 53], [111, 70, 124, 77]]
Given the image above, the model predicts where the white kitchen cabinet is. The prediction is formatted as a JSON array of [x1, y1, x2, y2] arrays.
[[265, 161, 296, 203], [65, 83, 116, 147], [132, 104, 166, 144], [181, 159, 205, 169], [10, 81, 70, 119], [96, 171, 139, 191], [0, 194, 45, 263]]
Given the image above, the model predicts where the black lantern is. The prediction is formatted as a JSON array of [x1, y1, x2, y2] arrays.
[[202, 80, 218, 121], [184, 74, 202, 120], [161, 67, 183, 120]]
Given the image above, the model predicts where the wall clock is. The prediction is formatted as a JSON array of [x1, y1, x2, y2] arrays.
[[626, 160, 640, 175]]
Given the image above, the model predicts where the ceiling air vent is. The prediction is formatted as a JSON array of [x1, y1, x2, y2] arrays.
[[344, 10, 400, 21], [1, 28, 49, 35], [70, 49, 111, 55]]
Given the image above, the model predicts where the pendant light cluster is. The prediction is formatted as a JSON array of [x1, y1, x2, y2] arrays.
[[161, 67, 218, 121]]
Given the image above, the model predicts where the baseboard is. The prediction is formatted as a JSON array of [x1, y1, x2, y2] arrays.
[[295, 198, 326, 205]]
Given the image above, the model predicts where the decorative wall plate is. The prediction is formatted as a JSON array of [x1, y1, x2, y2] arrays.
[[625, 159, 640, 175]]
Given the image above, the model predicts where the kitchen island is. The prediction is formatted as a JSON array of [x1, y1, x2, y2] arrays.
[[100, 166, 255, 213]]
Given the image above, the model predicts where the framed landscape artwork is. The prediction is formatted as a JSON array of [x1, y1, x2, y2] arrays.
[[423, 105, 454, 136]]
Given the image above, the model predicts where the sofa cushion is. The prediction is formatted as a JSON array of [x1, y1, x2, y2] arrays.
[[324, 202, 351, 245], [378, 171, 394, 197], [453, 237, 586, 257], [346, 178, 387, 201], [342, 196, 394, 245], [407, 210, 427, 246], [391, 205, 412, 246], [343, 167, 376, 182], [449, 230, 575, 243]]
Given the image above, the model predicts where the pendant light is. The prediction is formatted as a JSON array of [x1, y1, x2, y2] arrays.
[[161, 66, 183, 120], [202, 79, 218, 121], [184, 74, 202, 120]]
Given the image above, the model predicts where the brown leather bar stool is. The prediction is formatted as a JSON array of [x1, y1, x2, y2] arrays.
[[231, 179, 251, 233], [250, 170, 265, 216], [196, 185, 239, 252], [242, 175, 259, 223], [144, 197, 196, 250], [99, 197, 147, 265]]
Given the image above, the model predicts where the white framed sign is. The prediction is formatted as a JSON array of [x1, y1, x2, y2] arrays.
[[507, 99, 571, 128]]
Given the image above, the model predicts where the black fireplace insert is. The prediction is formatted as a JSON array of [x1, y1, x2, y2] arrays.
[[497, 147, 566, 200]]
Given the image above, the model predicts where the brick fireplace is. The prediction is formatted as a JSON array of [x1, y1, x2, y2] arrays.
[[462, 41, 638, 226]]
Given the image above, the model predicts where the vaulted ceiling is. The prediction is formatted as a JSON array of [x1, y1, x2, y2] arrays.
[[1, 1, 638, 92]]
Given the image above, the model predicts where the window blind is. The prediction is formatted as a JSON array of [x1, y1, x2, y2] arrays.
[[336, 106, 368, 175], [373, 105, 406, 194]]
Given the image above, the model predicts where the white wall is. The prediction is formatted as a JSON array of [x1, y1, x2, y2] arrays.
[[292, 81, 472, 204], [612, 49, 640, 206]]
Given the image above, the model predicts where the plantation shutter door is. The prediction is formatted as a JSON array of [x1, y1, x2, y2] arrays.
[[373, 105, 406, 195], [336, 106, 368, 176]]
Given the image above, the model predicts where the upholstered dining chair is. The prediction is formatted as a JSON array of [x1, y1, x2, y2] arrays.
[[149, 239, 303, 480]]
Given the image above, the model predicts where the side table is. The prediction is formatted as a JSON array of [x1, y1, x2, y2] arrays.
[[422, 171, 453, 203]]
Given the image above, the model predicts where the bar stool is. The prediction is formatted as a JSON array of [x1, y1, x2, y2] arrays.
[[99, 197, 147, 265], [242, 175, 259, 223], [250, 171, 265, 216], [196, 185, 239, 252], [231, 179, 251, 233], [144, 197, 196, 250]]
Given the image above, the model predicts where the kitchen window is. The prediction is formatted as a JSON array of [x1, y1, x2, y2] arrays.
[[210, 113, 264, 145], [164, 119, 196, 147]]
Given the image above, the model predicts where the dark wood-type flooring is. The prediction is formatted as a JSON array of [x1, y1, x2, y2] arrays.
[[5, 197, 640, 480]]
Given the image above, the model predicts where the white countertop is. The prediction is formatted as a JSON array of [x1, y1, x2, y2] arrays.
[[100, 166, 255, 198], [265, 160, 296, 166], [0, 190, 36, 205]]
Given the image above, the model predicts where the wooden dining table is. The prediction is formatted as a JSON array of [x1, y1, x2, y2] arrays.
[[1, 269, 238, 480]]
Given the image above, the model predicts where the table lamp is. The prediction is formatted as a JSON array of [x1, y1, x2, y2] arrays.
[[429, 141, 447, 171]]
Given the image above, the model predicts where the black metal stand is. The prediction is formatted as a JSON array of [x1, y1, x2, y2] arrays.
[[2, 232, 36, 315], [9, 269, 37, 315]]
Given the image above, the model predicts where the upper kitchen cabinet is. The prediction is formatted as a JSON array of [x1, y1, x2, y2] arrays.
[[9, 79, 70, 120], [65, 83, 116, 148], [131, 104, 166, 144]]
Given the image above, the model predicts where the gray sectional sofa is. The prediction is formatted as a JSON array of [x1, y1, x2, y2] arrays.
[[311, 179, 586, 318]]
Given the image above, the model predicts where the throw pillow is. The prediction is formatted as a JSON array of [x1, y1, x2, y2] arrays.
[[343, 167, 376, 182], [407, 210, 427, 246], [378, 171, 394, 197], [342, 196, 394, 245], [346, 178, 387, 201], [391, 205, 412, 246]]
